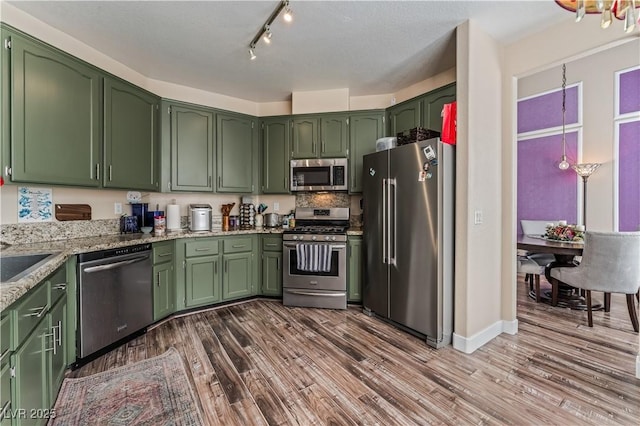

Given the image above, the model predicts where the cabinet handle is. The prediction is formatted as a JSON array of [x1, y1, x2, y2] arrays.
[[95, 163, 100, 180], [52, 283, 66, 291], [322, 140, 326, 152], [0, 348, 9, 364], [56, 320, 62, 346], [109, 165, 113, 181], [24, 304, 48, 318], [158, 253, 172, 257], [208, 176, 212, 187], [44, 330, 56, 355], [232, 245, 246, 249], [276, 257, 280, 270], [157, 272, 161, 287], [312, 143, 315, 153], [195, 247, 210, 252], [225, 260, 228, 273], [266, 243, 278, 247], [215, 261, 218, 274], [218, 176, 221, 188]]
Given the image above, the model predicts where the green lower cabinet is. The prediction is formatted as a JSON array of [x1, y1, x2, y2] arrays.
[[1, 361, 11, 426], [347, 237, 363, 303], [185, 256, 221, 308], [48, 298, 66, 404], [261, 252, 282, 296], [153, 262, 175, 321], [11, 318, 49, 426], [222, 253, 254, 300]]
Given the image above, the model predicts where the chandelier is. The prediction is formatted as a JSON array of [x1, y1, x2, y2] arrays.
[[555, 0, 639, 32]]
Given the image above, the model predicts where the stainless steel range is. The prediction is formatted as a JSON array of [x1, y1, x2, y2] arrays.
[[282, 207, 349, 310]]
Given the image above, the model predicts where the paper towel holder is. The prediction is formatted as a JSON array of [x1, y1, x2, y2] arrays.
[[166, 202, 182, 231]]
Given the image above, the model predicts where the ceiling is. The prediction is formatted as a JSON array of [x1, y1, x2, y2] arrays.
[[5, 1, 570, 103]]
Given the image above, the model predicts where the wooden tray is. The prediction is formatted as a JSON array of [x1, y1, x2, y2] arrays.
[[55, 204, 92, 221]]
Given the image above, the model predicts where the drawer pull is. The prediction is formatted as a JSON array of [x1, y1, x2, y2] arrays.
[[195, 247, 211, 252], [56, 320, 62, 346], [266, 243, 278, 247], [52, 284, 67, 291], [158, 253, 173, 257], [0, 348, 9, 363], [24, 304, 48, 318], [232, 245, 246, 249]]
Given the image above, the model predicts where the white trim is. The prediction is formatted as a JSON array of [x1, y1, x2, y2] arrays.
[[613, 117, 640, 232], [614, 65, 640, 118], [517, 82, 581, 103], [636, 354, 640, 379], [452, 320, 518, 354], [517, 123, 581, 141]]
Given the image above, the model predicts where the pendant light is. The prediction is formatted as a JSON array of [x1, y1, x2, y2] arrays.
[[559, 64, 570, 170]]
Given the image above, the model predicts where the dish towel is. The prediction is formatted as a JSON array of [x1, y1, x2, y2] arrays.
[[296, 243, 332, 272]]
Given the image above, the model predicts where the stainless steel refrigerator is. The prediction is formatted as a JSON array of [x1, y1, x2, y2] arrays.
[[362, 138, 454, 348]]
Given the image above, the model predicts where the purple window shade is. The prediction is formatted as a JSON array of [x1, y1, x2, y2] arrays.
[[517, 132, 578, 234], [517, 86, 579, 134], [619, 68, 640, 115], [618, 120, 640, 231]]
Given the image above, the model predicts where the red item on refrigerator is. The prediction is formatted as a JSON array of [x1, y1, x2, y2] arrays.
[[441, 101, 457, 145]]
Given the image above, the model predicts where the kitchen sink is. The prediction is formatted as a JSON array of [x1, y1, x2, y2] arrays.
[[0, 252, 59, 283]]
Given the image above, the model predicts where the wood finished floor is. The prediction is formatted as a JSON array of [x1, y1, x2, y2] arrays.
[[69, 276, 640, 425]]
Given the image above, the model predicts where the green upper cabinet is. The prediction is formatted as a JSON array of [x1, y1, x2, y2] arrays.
[[103, 77, 159, 190], [8, 29, 102, 187], [261, 117, 290, 194], [168, 103, 215, 192], [216, 112, 255, 193], [349, 112, 384, 193], [319, 114, 349, 158], [1, 27, 10, 186], [291, 117, 319, 158], [421, 83, 456, 133], [388, 98, 421, 136]]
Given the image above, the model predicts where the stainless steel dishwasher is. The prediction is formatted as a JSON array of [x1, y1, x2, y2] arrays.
[[78, 243, 152, 359]]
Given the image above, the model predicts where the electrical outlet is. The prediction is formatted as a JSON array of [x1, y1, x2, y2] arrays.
[[274, 202, 280, 212], [474, 210, 483, 225], [114, 202, 122, 214]]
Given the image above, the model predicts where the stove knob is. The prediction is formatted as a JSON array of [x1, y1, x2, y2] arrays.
[[292, 235, 298, 241], [324, 236, 330, 241], [299, 236, 304, 240], [311, 236, 317, 241], [332, 236, 336, 241]]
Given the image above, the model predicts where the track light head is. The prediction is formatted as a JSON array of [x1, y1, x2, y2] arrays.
[[249, 48, 256, 60], [284, 3, 293, 22], [263, 25, 272, 44]]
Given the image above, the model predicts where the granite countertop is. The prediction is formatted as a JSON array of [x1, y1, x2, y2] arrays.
[[0, 227, 284, 311], [347, 227, 363, 236]]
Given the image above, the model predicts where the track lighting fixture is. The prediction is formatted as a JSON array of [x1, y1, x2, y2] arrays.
[[247, 1, 293, 59]]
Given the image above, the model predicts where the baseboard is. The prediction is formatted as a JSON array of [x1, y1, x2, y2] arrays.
[[636, 355, 640, 379], [452, 319, 518, 354]]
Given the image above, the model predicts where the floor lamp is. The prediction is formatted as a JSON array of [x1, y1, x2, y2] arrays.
[[572, 163, 601, 228]]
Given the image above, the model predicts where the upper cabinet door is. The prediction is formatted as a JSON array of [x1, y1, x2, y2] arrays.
[[291, 117, 319, 159], [421, 83, 456, 133], [216, 113, 254, 193], [170, 104, 215, 192], [349, 113, 384, 193], [320, 115, 349, 158], [10, 33, 102, 186], [388, 98, 421, 136], [104, 78, 159, 191], [262, 117, 290, 194]]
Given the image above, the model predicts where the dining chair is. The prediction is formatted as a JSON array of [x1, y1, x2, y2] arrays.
[[549, 231, 640, 332], [517, 257, 545, 302], [519, 219, 558, 286]]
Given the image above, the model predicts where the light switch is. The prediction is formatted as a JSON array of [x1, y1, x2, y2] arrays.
[[474, 210, 483, 225], [114, 202, 122, 214], [274, 202, 280, 211]]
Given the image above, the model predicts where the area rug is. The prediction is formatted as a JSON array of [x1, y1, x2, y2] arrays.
[[50, 348, 204, 426]]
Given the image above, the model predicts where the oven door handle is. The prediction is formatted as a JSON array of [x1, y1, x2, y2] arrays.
[[83, 255, 149, 273], [283, 243, 346, 250], [285, 290, 347, 297]]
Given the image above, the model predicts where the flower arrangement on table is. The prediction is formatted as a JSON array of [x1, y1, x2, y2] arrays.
[[544, 221, 585, 242]]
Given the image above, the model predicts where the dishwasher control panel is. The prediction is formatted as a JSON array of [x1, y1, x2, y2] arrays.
[[78, 243, 151, 262]]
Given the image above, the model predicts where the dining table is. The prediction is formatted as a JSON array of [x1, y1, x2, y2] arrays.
[[517, 234, 599, 310]]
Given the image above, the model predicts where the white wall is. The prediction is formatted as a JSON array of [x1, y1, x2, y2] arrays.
[[453, 21, 505, 353]]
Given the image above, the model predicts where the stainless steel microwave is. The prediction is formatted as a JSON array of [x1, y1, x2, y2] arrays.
[[290, 158, 348, 192]]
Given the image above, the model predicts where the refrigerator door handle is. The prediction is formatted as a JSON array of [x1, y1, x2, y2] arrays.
[[382, 178, 387, 264], [388, 178, 397, 266]]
